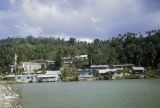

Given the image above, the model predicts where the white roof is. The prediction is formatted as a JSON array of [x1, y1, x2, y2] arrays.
[[45, 70, 61, 75], [132, 67, 145, 70], [99, 69, 109, 73], [46, 60, 55, 63], [64, 61, 72, 64], [4, 75, 15, 78], [91, 65, 109, 68], [63, 57, 72, 59], [99, 69, 117, 73], [37, 74, 58, 78], [21, 62, 44, 65], [112, 64, 134, 67], [75, 55, 88, 58], [23, 71, 34, 74], [36, 71, 42, 74]]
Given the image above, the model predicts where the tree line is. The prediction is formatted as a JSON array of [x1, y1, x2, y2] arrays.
[[0, 29, 160, 73]]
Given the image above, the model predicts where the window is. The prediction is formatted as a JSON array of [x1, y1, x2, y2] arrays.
[[17, 77, 21, 79]]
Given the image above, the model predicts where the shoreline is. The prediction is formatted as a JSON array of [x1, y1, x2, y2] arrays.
[[0, 81, 22, 84], [0, 84, 22, 108], [1, 77, 159, 85]]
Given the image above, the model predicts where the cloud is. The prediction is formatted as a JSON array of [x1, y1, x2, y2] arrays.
[[9, 0, 16, 5], [0, 0, 160, 39]]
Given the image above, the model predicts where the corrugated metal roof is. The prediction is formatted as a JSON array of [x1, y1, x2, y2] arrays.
[[99, 69, 117, 73], [112, 64, 134, 67], [45, 70, 61, 75], [90, 65, 109, 68], [37, 74, 58, 78], [132, 67, 145, 70]]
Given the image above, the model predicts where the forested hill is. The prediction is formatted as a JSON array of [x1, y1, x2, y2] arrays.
[[0, 30, 160, 72]]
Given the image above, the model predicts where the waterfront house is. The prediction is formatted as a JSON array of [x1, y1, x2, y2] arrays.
[[90, 65, 109, 78], [79, 70, 93, 80], [111, 64, 134, 71], [98, 68, 123, 80], [111, 70, 124, 79], [132, 66, 145, 78]]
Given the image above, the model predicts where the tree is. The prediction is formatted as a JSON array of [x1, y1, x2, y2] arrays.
[[0, 29, 160, 73], [68, 37, 76, 45], [54, 51, 63, 70]]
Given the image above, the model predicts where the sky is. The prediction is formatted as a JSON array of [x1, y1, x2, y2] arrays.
[[0, 0, 160, 41]]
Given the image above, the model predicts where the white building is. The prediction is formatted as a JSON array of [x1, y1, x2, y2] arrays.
[[20, 62, 45, 72], [132, 66, 145, 78], [75, 55, 88, 60], [111, 64, 134, 70], [98, 69, 123, 79]]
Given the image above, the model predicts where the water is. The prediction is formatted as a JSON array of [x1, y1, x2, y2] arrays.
[[11, 79, 160, 108]]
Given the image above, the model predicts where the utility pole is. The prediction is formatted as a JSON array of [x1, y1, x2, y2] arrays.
[[14, 53, 18, 75]]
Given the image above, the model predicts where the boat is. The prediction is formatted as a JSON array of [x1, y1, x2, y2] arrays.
[[36, 70, 61, 83], [15, 74, 36, 83]]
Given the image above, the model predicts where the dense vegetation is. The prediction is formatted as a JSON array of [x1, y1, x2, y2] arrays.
[[0, 30, 160, 73]]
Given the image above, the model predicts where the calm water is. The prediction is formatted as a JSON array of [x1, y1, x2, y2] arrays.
[[12, 79, 160, 108]]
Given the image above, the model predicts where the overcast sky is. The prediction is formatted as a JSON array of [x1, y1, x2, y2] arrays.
[[0, 0, 160, 41]]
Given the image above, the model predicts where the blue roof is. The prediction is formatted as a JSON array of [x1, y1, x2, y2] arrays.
[[79, 70, 93, 78]]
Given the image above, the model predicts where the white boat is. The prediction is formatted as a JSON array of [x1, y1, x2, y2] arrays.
[[36, 70, 61, 83], [3, 70, 60, 83], [36, 74, 58, 82], [3, 72, 36, 83], [15, 75, 36, 83]]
